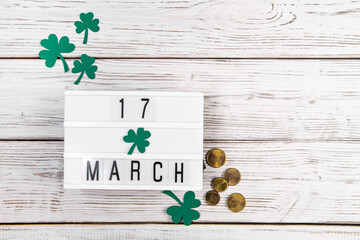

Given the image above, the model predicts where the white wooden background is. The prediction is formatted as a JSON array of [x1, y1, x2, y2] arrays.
[[1, 0, 360, 239]]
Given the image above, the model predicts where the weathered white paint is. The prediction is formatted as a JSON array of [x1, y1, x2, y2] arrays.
[[1, 59, 360, 140], [2, 0, 360, 58], [2, 0, 360, 237], [1, 224, 360, 240], [0, 141, 360, 223]]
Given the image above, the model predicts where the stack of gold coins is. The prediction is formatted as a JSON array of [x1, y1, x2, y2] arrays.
[[205, 148, 246, 212]]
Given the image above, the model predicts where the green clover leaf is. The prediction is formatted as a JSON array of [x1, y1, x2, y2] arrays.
[[123, 128, 151, 155], [163, 190, 201, 226], [75, 12, 100, 44], [72, 54, 98, 85], [39, 34, 75, 72]]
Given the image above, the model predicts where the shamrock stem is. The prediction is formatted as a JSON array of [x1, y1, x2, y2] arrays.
[[74, 71, 84, 85], [59, 54, 69, 72], [83, 28, 88, 44], [162, 190, 183, 206], [127, 143, 136, 155]]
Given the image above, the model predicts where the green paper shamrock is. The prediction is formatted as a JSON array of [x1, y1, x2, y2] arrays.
[[72, 54, 98, 85], [39, 34, 75, 72], [75, 12, 100, 44], [123, 128, 151, 155], [163, 190, 201, 226]]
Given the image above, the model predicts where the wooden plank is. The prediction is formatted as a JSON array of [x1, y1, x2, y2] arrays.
[[1, 59, 360, 140], [1, 140, 360, 223], [3, 0, 360, 58], [1, 224, 360, 240]]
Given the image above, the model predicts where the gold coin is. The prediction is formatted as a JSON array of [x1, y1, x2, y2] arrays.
[[223, 168, 241, 186], [227, 193, 246, 212], [206, 148, 226, 168], [211, 177, 228, 193], [205, 190, 220, 206]]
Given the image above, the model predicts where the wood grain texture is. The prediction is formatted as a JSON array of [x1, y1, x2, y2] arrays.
[[3, 0, 360, 58], [1, 224, 360, 240], [1, 59, 360, 140], [1, 140, 360, 223]]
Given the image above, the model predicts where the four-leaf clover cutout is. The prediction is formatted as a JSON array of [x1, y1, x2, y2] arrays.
[[123, 128, 151, 155], [72, 54, 98, 85], [75, 12, 100, 44], [39, 34, 75, 72], [163, 190, 201, 226]]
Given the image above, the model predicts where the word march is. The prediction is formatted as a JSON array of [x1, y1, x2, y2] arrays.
[[85, 159, 187, 184]]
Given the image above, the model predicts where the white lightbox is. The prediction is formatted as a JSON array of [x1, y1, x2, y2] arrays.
[[64, 91, 203, 190]]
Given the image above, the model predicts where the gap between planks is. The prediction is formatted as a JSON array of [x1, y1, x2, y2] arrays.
[[1, 222, 360, 226], [3, 57, 360, 60], [2, 139, 360, 142]]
